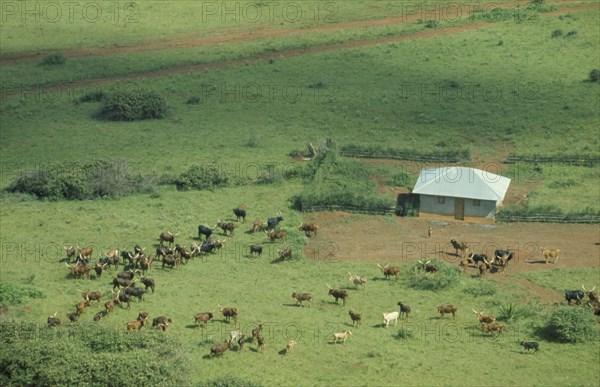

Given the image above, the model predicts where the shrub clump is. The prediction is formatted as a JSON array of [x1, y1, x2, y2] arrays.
[[0, 323, 187, 385], [99, 89, 169, 121], [0, 283, 45, 306], [546, 305, 600, 343], [7, 160, 155, 200], [40, 52, 66, 65], [407, 259, 462, 291], [463, 280, 496, 297], [589, 69, 600, 83], [175, 163, 247, 191]]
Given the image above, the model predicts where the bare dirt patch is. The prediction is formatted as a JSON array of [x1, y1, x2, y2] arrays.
[[303, 211, 600, 303]]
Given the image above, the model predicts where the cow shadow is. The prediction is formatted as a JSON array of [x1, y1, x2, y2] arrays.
[[372, 323, 386, 328], [278, 349, 287, 356], [185, 324, 200, 329], [282, 303, 303, 308], [525, 259, 550, 265]]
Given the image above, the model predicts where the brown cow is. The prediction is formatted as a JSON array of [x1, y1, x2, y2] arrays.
[[437, 305, 457, 319]]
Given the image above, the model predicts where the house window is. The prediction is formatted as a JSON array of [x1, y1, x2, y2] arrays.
[[473, 199, 480, 207], [437, 196, 445, 204]]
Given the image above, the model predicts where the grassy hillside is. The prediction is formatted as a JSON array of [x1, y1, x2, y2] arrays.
[[1, 1, 599, 385]]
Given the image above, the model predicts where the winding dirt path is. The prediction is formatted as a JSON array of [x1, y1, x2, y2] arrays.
[[2, 2, 597, 99]]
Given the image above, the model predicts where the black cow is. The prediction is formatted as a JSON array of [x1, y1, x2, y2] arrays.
[[233, 208, 247, 223], [198, 224, 214, 240], [249, 245, 263, 257], [520, 341, 539, 353], [124, 287, 145, 302], [99, 256, 119, 270], [565, 290, 585, 305], [267, 216, 283, 230], [468, 253, 488, 267], [494, 249, 514, 268]]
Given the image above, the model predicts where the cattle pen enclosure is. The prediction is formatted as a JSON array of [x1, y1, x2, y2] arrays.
[[1, 1, 599, 386]]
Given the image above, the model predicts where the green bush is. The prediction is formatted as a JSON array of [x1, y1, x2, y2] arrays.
[[199, 376, 263, 387], [99, 89, 169, 121], [546, 305, 600, 343], [0, 283, 45, 306], [425, 20, 438, 28], [463, 280, 496, 297], [0, 323, 187, 385], [589, 69, 600, 82], [7, 160, 155, 200], [175, 163, 247, 190], [551, 29, 563, 38], [77, 90, 107, 103], [40, 52, 66, 65], [186, 96, 201, 105], [407, 259, 462, 291], [497, 302, 522, 322]]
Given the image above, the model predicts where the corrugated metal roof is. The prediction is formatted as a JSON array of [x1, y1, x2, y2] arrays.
[[412, 167, 511, 201]]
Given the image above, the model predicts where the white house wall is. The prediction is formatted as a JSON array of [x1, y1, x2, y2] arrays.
[[419, 195, 496, 219]]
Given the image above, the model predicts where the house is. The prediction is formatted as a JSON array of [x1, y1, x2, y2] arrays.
[[412, 167, 511, 222]]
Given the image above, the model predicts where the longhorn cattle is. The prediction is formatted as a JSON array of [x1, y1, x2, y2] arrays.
[[117, 270, 136, 280], [437, 305, 457, 319], [162, 254, 180, 270], [139, 255, 154, 274], [418, 260, 438, 273], [494, 250, 514, 271], [327, 285, 348, 306], [126, 318, 146, 332], [473, 309, 495, 324], [481, 322, 505, 335], [66, 312, 79, 323], [478, 259, 492, 277], [112, 277, 133, 289], [286, 339, 297, 354], [377, 264, 400, 280], [155, 246, 174, 260], [104, 297, 120, 314], [134, 244, 145, 256], [257, 336, 266, 352], [582, 285, 598, 306], [124, 286, 145, 302], [540, 247, 560, 264], [64, 246, 76, 262], [194, 311, 214, 326], [520, 341, 539, 353], [383, 312, 399, 328], [397, 302, 411, 319], [65, 262, 92, 279], [252, 219, 265, 233], [249, 244, 263, 257], [565, 290, 585, 305], [140, 276, 155, 293], [252, 324, 263, 341], [198, 224, 215, 240], [459, 258, 471, 273], [82, 291, 102, 307], [299, 223, 318, 237], [266, 230, 286, 243], [210, 341, 231, 357], [348, 310, 362, 327], [450, 239, 468, 257], [175, 244, 198, 263], [93, 263, 107, 278], [267, 215, 283, 230], [152, 316, 173, 329], [292, 292, 312, 307], [75, 299, 91, 315], [332, 330, 352, 344], [47, 312, 61, 327], [93, 312, 103, 321], [219, 306, 238, 323], [121, 251, 139, 268], [106, 249, 119, 259], [233, 208, 247, 223], [468, 253, 488, 267], [117, 292, 131, 310], [348, 273, 367, 289], [216, 220, 235, 236], [99, 255, 119, 270], [77, 245, 93, 260], [228, 328, 241, 344], [159, 231, 178, 247], [277, 247, 292, 261]]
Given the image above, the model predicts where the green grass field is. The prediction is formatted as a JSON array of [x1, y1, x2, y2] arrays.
[[1, 1, 599, 385]]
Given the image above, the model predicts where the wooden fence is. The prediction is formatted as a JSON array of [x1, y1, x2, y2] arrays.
[[504, 154, 600, 166], [301, 205, 397, 215], [496, 213, 600, 224]]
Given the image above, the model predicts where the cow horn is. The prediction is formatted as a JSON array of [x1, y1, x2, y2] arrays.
[[65, 262, 71, 268], [52, 311, 57, 317], [377, 264, 382, 269], [583, 284, 588, 291], [102, 263, 108, 268], [418, 260, 423, 264], [472, 309, 478, 314], [426, 260, 431, 264], [167, 231, 172, 235], [327, 284, 332, 289]]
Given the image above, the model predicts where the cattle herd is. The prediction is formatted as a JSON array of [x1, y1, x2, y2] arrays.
[[49, 214, 599, 357]]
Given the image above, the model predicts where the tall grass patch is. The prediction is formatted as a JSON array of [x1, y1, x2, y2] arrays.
[[407, 259, 462, 291]]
